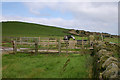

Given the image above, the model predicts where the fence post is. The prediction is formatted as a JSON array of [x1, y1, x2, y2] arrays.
[[12, 40, 17, 54], [66, 40, 69, 54], [56, 39, 57, 47], [82, 38, 84, 48], [35, 40, 38, 54], [47, 39, 49, 52], [58, 39, 61, 54]]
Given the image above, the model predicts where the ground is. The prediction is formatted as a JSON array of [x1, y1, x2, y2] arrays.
[[2, 53, 93, 78]]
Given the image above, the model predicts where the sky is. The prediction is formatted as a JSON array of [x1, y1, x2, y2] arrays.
[[1, 1, 118, 35]]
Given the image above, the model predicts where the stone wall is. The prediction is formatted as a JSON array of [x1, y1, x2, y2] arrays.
[[92, 41, 119, 79]]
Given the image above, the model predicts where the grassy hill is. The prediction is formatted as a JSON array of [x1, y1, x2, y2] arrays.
[[2, 21, 70, 37]]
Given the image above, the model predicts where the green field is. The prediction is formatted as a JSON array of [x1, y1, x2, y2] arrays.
[[2, 21, 118, 79], [2, 53, 93, 78], [104, 37, 119, 43], [2, 21, 118, 42], [2, 21, 93, 78], [2, 21, 89, 42], [2, 21, 70, 37]]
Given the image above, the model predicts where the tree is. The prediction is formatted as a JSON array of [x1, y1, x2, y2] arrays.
[[76, 30, 79, 34]]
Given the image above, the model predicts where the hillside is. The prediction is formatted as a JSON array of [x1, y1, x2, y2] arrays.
[[2, 21, 70, 37], [2, 21, 118, 38]]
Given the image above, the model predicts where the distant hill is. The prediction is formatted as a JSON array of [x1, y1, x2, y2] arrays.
[[68, 29, 118, 38], [2, 21, 117, 38], [2, 21, 70, 37]]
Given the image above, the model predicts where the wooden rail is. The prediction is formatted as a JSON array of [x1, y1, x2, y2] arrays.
[[3, 37, 90, 54]]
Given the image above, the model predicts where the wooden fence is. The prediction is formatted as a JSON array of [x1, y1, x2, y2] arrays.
[[2, 37, 91, 54]]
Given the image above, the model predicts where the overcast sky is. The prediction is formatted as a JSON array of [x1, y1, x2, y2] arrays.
[[1, 1, 118, 35]]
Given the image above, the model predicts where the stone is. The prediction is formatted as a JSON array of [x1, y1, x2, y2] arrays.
[[89, 35, 95, 41], [102, 63, 118, 78], [97, 49, 113, 58], [98, 55, 110, 69], [102, 57, 118, 69], [97, 49, 107, 57]]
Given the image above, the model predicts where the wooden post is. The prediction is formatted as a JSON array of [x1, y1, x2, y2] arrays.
[[47, 39, 49, 52], [56, 39, 57, 47], [35, 40, 38, 54], [82, 38, 84, 48], [12, 40, 17, 54], [66, 40, 69, 54], [58, 39, 61, 54]]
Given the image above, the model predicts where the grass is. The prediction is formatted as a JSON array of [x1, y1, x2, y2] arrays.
[[104, 37, 119, 43], [2, 21, 118, 43], [2, 21, 70, 37], [2, 21, 89, 40], [2, 53, 93, 78]]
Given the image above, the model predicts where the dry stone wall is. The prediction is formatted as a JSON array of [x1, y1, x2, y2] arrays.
[[93, 41, 119, 79]]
